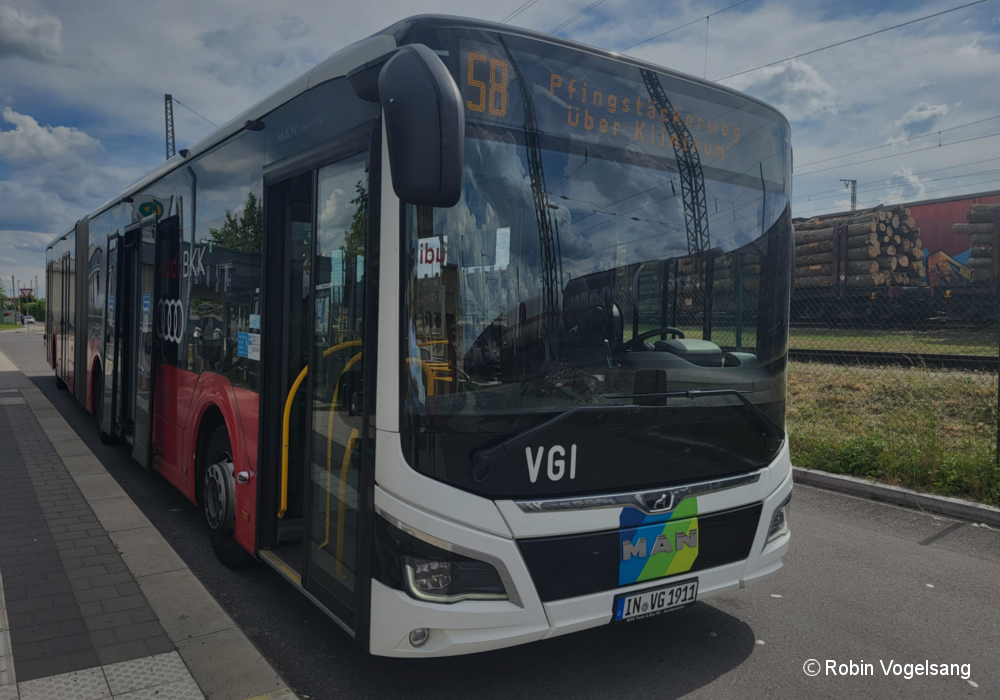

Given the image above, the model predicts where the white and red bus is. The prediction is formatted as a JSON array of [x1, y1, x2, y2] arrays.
[[46, 15, 793, 656]]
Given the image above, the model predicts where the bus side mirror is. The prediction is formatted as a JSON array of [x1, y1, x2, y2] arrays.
[[377, 44, 464, 208]]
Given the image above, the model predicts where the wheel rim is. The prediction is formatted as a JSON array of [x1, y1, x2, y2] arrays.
[[204, 454, 235, 533]]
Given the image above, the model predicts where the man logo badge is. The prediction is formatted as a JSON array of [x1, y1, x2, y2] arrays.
[[622, 530, 698, 561], [645, 492, 672, 512]]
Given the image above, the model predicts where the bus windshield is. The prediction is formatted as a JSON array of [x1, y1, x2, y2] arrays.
[[402, 31, 792, 496]]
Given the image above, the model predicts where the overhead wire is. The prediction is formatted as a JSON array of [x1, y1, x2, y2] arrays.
[[549, 0, 607, 33], [798, 114, 1000, 168], [795, 131, 1000, 177], [794, 174, 1000, 217], [794, 167, 1000, 207], [716, 0, 992, 81], [501, 0, 543, 24], [793, 155, 1000, 200], [617, 0, 753, 53], [793, 176, 1000, 217], [795, 167, 1000, 204], [172, 98, 218, 128]]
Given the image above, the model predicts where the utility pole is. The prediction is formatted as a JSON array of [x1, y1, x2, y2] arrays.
[[841, 179, 857, 211], [165, 94, 176, 160]]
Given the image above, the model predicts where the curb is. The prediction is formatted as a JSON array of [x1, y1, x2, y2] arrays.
[[793, 466, 1000, 528]]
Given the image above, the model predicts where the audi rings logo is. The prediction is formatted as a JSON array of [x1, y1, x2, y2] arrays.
[[158, 299, 185, 344]]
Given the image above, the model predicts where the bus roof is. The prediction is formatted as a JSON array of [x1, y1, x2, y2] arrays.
[[49, 14, 789, 252]]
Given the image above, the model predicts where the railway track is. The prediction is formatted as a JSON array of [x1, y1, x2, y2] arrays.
[[787, 347, 998, 371]]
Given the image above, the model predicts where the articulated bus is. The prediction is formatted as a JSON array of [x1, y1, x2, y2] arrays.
[[46, 15, 793, 656]]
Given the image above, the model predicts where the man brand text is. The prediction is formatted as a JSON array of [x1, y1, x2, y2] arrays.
[[525, 445, 577, 483], [622, 530, 698, 561]]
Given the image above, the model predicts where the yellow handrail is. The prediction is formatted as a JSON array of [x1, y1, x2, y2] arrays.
[[319, 352, 364, 556], [279, 365, 309, 518], [324, 339, 362, 358], [280, 340, 362, 519], [405, 357, 436, 396]]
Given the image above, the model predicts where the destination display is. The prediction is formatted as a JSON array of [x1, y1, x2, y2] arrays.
[[460, 39, 783, 179]]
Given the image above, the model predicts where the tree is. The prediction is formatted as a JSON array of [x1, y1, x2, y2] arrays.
[[208, 191, 263, 253], [342, 181, 367, 259]]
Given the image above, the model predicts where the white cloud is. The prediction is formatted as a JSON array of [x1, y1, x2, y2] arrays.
[[956, 40, 986, 57], [0, 5, 62, 62], [0, 109, 137, 233], [0, 229, 53, 297], [883, 165, 930, 204], [726, 59, 837, 122], [0, 108, 100, 164], [888, 102, 948, 133]]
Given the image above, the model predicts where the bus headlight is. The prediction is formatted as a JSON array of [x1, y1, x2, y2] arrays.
[[403, 557, 508, 603], [764, 494, 790, 547], [375, 514, 510, 604]]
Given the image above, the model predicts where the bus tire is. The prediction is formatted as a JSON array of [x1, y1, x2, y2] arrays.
[[202, 425, 253, 569], [56, 375, 67, 391]]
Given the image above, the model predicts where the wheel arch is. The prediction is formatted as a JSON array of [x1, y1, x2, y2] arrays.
[[193, 404, 228, 506], [88, 354, 103, 413]]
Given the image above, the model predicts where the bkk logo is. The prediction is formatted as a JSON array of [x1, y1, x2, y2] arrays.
[[158, 299, 184, 344]]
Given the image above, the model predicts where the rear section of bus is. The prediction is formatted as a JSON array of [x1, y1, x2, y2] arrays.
[[364, 18, 793, 656]]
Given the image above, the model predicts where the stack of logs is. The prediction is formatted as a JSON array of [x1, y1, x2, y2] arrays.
[[953, 204, 998, 284], [793, 204, 925, 289], [676, 252, 761, 300]]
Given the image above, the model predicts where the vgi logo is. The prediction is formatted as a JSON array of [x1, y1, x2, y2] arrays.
[[525, 444, 577, 483], [622, 530, 698, 561], [158, 299, 185, 344], [138, 200, 164, 219]]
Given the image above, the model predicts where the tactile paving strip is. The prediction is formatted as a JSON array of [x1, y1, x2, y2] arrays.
[[0, 397, 24, 405], [17, 666, 110, 700], [113, 677, 203, 700], [103, 653, 190, 696], [0, 684, 19, 700]]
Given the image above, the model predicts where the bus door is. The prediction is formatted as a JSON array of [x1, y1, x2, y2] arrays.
[[59, 252, 71, 382], [260, 144, 373, 631], [99, 235, 120, 438], [131, 214, 181, 469], [115, 215, 157, 464]]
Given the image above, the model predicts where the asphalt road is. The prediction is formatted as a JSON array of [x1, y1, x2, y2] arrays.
[[2, 326, 999, 700]]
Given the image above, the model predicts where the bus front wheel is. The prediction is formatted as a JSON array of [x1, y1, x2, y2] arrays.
[[202, 425, 253, 569]]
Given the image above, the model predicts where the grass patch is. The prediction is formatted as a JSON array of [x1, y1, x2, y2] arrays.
[[787, 361, 1000, 506], [0, 324, 22, 331]]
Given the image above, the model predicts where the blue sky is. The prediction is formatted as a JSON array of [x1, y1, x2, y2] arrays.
[[2, 0, 1000, 297]]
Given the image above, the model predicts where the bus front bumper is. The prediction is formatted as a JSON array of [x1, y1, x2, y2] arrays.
[[369, 448, 792, 657]]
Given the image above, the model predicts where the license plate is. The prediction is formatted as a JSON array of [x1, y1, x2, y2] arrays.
[[613, 578, 698, 623]]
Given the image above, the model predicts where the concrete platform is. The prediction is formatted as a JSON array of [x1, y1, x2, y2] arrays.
[[0, 345, 296, 700]]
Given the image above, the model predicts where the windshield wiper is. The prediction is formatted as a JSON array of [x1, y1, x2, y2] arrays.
[[603, 389, 784, 441], [471, 404, 641, 481]]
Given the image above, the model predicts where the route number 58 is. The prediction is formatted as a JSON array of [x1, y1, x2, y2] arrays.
[[466, 53, 509, 117]]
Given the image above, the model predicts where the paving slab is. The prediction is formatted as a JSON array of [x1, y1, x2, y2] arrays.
[[0, 345, 294, 700], [109, 529, 187, 579], [176, 630, 289, 700]]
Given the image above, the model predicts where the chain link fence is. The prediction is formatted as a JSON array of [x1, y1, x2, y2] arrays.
[[787, 202, 1000, 506]]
